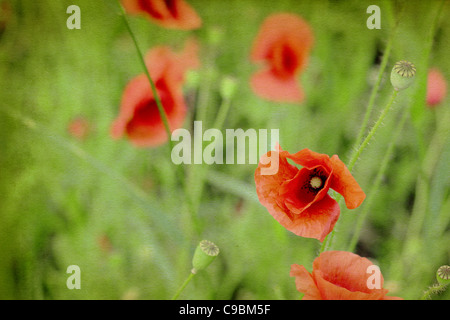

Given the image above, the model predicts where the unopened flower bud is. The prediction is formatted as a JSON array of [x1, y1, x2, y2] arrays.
[[192, 240, 219, 273], [207, 26, 224, 46], [220, 76, 238, 100], [390, 60, 416, 91], [436, 265, 450, 286]]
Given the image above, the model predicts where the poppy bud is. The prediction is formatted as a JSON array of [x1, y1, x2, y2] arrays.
[[390, 60, 416, 91], [220, 76, 238, 100], [436, 265, 450, 286], [207, 26, 224, 46], [192, 240, 219, 273]]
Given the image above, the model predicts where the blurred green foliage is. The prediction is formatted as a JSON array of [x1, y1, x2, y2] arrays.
[[0, 0, 449, 300]]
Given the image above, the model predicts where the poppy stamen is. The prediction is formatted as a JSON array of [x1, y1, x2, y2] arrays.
[[310, 176, 323, 189]]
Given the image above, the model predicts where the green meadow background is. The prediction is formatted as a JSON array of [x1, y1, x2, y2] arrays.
[[0, 0, 449, 300]]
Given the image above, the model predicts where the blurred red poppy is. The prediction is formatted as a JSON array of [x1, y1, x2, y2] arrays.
[[121, 0, 201, 30], [290, 251, 402, 300], [250, 13, 313, 103], [111, 40, 198, 147], [68, 117, 90, 140], [254, 146, 365, 241], [426, 68, 447, 107]]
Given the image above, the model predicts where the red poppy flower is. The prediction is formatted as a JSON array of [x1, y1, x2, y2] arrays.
[[121, 0, 202, 30], [111, 40, 199, 147], [254, 146, 365, 241], [290, 251, 403, 300], [426, 68, 447, 107], [250, 13, 313, 103]]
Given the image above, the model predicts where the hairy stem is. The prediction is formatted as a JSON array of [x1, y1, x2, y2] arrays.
[[421, 283, 449, 300], [321, 90, 399, 253], [347, 103, 409, 252]]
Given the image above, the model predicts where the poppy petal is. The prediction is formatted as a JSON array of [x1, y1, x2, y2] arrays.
[[290, 264, 322, 300], [280, 166, 332, 215], [251, 13, 313, 65], [282, 148, 332, 171], [313, 270, 385, 300], [286, 194, 340, 241], [314, 251, 382, 293], [250, 13, 313, 103], [292, 251, 403, 300], [169, 0, 202, 30], [255, 150, 299, 215], [111, 40, 197, 148], [382, 295, 404, 300], [144, 39, 199, 88], [255, 146, 365, 241], [144, 46, 173, 82], [111, 73, 186, 147], [121, 0, 142, 14], [122, 0, 201, 30], [250, 69, 303, 103], [313, 251, 388, 300], [329, 155, 366, 209], [112, 74, 152, 138]]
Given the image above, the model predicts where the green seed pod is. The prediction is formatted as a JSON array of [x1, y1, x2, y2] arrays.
[[390, 60, 416, 91], [192, 240, 219, 273], [436, 265, 450, 286]]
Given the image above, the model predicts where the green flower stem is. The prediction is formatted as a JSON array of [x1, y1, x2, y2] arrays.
[[195, 44, 218, 128], [320, 89, 399, 253], [115, 1, 189, 231], [196, 71, 214, 128], [403, 106, 450, 244], [188, 95, 233, 232], [347, 103, 410, 252], [213, 95, 233, 131], [172, 272, 196, 300], [182, 48, 220, 235], [319, 3, 401, 253], [348, 89, 398, 172], [353, 20, 397, 151], [115, 0, 173, 153], [411, 0, 446, 159]]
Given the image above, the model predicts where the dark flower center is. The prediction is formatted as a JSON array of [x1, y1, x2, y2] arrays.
[[302, 168, 328, 194], [271, 42, 299, 78], [165, 0, 179, 18], [125, 79, 175, 137], [138, 0, 179, 19]]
